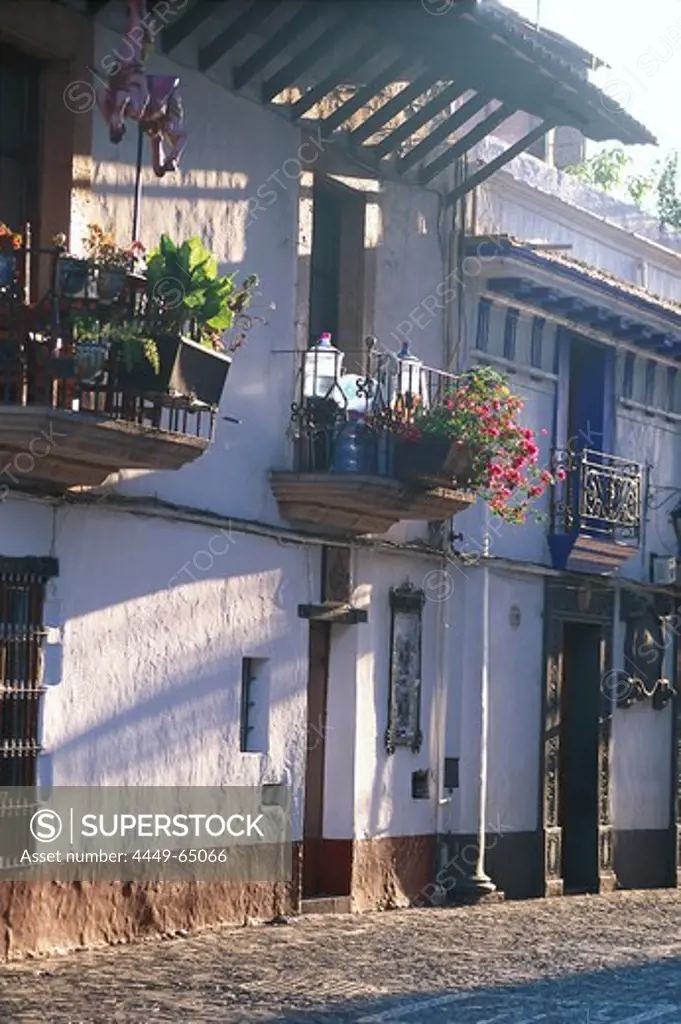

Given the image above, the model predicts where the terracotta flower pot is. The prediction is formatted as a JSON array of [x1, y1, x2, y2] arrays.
[[395, 436, 474, 487]]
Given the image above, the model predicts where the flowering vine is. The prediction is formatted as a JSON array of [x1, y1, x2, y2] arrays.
[[0, 223, 22, 251], [400, 366, 562, 524]]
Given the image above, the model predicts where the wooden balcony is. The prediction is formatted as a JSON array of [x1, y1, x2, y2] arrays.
[[271, 348, 477, 536], [0, 308, 215, 494], [0, 402, 210, 490], [0, 243, 220, 493], [270, 471, 475, 535]]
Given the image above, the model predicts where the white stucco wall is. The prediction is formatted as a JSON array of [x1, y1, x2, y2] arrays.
[[349, 551, 441, 841], [455, 570, 543, 836], [611, 698, 673, 831], [33, 503, 313, 838]]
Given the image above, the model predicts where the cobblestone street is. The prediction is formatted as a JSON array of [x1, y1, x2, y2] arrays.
[[2, 891, 681, 1022]]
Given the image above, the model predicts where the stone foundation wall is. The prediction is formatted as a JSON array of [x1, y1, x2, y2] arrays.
[[351, 836, 435, 913]]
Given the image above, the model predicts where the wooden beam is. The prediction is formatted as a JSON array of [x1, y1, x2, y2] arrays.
[[420, 103, 513, 184], [161, 0, 216, 54], [198, 0, 279, 72], [319, 52, 415, 136], [298, 604, 368, 624], [371, 81, 463, 160], [347, 70, 435, 145], [395, 92, 493, 176], [288, 37, 380, 121], [261, 10, 348, 103], [486, 277, 525, 294], [444, 119, 552, 197]]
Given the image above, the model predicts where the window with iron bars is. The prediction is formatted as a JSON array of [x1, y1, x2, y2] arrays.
[[0, 565, 52, 787]]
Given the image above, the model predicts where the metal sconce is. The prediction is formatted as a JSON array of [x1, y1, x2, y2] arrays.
[[671, 501, 681, 549]]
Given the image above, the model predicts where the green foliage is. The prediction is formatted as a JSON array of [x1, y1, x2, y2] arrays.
[[146, 234, 258, 348], [565, 147, 681, 232], [656, 152, 681, 231], [565, 147, 630, 192], [104, 321, 160, 374]]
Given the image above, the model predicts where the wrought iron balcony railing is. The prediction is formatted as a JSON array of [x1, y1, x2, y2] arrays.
[[289, 341, 458, 475], [549, 448, 642, 544]]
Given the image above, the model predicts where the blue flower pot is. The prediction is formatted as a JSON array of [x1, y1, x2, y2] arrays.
[[0, 251, 16, 291]]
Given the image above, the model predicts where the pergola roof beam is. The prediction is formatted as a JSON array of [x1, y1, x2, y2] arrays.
[[347, 71, 436, 146], [261, 10, 348, 103], [371, 81, 464, 160], [396, 92, 495, 177], [318, 52, 415, 137], [161, 0, 217, 54], [198, 0, 282, 73], [443, 119, 552, 196], [288, 37, 383, 121]]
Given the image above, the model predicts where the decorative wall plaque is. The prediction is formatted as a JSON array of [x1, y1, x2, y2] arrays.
[[385, 584, 425, 754], [322, 546, 352, 604]]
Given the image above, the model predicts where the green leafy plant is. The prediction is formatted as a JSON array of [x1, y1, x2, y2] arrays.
[[389, 366, 557, 524], [565, 148, 681, 231], [655, 152, 681, 232], [103, 320, 159, 374], [71, 313, 159, 373], [145, 235, 259, 351], [565, 147, 630, 192]]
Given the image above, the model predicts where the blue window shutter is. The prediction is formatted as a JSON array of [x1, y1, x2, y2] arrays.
[[531, 316, 545, 368], [645, 359, 656, 407], [503, 308, 519, 361], [623, 352, 635, 399], [475, 298, 491, 351], [667, 366, 677, 412]]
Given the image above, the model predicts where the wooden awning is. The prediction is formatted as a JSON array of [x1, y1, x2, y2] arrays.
[[77, 0, 656, 200]]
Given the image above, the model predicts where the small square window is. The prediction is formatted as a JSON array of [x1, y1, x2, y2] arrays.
[[240, 658, 269, 753]]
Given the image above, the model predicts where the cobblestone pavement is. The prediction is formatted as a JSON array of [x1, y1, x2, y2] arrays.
[[3, 891, 681, 1022]]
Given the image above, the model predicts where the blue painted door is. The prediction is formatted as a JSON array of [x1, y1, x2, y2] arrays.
[[568, 337, 607, 454]]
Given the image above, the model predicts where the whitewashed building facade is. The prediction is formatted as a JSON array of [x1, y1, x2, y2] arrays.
[[0, 0, 672, 956]]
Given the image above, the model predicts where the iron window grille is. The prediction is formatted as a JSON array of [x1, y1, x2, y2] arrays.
[[0, 564, 53, 787]]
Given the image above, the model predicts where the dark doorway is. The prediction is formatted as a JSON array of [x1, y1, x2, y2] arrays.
[[559, 622, 602, 893], [0, 43, 40, 231], [302, 622, 352, 900], [308, 177, 366, 372], [302, 621, 330, 899]]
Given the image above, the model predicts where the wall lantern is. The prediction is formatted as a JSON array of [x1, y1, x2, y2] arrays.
[[303, 332, 344, 400]]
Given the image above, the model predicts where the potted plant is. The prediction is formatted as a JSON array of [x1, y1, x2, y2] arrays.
[[392, 366, 556, 524], [51, 232, 93, 299], [0, 222, 22, 291], [83, 224, 144, 303], [71, 312, 111, 382], [141, 234, 260, 406]]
